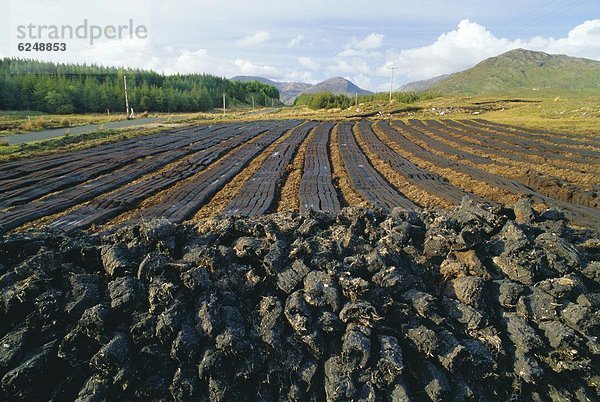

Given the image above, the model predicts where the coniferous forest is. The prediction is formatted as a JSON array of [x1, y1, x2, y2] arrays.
[[0, 59, 280, 114]]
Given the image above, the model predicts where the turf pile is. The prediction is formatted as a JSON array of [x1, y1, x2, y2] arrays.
[[0, 199, 598, 401]]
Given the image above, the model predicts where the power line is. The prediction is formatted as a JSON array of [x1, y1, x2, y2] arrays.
[[504, 0, 588, 38]]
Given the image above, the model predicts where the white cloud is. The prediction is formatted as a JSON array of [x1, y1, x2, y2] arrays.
[[78, 38, 161, 70], [338, 32, 384, 58], [236, 31, 271, 47], [298, 56, 320, 70], [284, 70, 319, 84], [329, 58, 371, 75], [233, 59, 281, 77], [356, 33, 384, 50], [337, 48, 363, 58], [288, 34, 305, 48], [534, 19, 600, 59], [352, 74, 372, 90], [167, 49, 226, 75], [380, 19, 600, 81]]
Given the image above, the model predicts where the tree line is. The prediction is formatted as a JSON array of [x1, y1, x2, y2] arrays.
[[0, 59, 280, 114], [294, 91, 442, 110]]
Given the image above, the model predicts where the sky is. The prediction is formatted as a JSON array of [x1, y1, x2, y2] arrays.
[[2, 0, 600, 91]]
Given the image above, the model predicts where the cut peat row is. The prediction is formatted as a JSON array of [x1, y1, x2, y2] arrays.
[[299, 122, 341, 213], [223, 121, 319, 216], [0, 122, 274, 230], [43, 121, 297, 231], [385, 121, 600, 228], [328, 123, 366, 208], [129, 120, 305, 223], [404, 120, 600, 208], [431, 120, 599, 174], [0, 124, 227, 184], [390, 121, 500, 167], [338, 122, 419, 211], [461, 119, 600, 157], [471, 118, 600, 148], [442, 119, 600, 166], [0, 124, 235, 207], [357, 120, 487, 206]]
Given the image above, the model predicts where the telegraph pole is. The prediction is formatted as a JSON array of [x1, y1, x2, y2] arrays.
[[123, 76, 130, 118], [387, 65, 398, 102], [252, 95, 255, 109], [223, 93, 226, 116]]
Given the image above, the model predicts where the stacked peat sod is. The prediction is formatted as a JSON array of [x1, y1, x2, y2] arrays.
[[0, 199, 599, 401]]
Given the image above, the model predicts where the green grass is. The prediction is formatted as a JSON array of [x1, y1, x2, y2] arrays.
[[0, 111, 133, 135]]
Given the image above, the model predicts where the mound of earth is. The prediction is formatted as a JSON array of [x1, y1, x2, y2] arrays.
[[0, 199, 598, 401]]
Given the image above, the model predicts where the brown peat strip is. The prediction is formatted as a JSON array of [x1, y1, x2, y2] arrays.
[[223, 121, 318, 216], [337, 122, 419, 211], [299, 122, 341, 213]]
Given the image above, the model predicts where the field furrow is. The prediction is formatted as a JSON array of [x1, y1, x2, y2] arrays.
[[441, 119, 600, 166], [405, 120, 599, 208], [461, 119, 600, 156], [43, 121, 296, 231], [471, 119, 600, 148], [337, 122, 419, 211], [385, 121, 600, 227], [0, 124, 236, 208], [0, 124, 277, 231], [428, 119, 600, 177], [299, 122, 341, 213], [0, 118, 596, 231], [357, 120, 486, 206], [223, 121, 318, 216]]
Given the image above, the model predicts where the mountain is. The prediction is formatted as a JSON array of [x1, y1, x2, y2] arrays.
[[305, 77, 373, 97], [398, 49, 600, 95], [232, 76, 312, 104], [232, 75, 372, 104], [398, 74, 451, 92]]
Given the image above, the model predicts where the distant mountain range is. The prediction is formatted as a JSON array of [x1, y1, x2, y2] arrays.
[[234, 49, 600, 101], [232, 76, 372, 104], [398, 49, 600, 95]]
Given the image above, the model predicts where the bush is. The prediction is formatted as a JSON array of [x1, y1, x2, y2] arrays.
[[294, 92, 352, 110]]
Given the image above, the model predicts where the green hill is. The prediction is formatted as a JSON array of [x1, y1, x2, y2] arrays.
[[408, 49, 600, 96]]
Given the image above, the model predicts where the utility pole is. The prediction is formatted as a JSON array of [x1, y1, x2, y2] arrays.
[[355, 92, 358, 107], [223, 93, 226, 116], [251, 96, 255, 110], [387, 65, 398, 102], [123, 76, 130, 118]]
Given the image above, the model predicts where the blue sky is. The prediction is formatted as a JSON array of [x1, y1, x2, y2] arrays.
[[3, 0, 600, 90]]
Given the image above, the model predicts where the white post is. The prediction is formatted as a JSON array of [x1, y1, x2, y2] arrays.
[[124, 76, 130, 117], [387, 65, 398, 102]]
